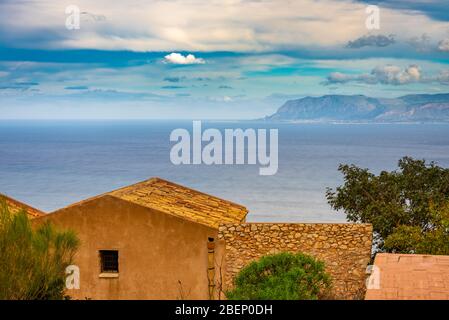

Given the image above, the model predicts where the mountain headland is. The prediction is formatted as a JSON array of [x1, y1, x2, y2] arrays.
[[265, 93, 449, 123]]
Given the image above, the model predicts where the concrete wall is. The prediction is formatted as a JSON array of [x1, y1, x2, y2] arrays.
[[218, 223, 373, 299], [33, 195, 217, 300]]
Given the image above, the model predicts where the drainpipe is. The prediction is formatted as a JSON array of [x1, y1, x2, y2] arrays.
[[207, 237, 215, 300]]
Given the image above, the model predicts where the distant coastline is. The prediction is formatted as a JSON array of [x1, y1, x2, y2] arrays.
[[262, 93, 449, 123], [260, 119, 449, 125]]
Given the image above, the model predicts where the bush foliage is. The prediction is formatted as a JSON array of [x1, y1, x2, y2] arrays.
[[0, 200, 79, 299], [226, 252, 331, 300]]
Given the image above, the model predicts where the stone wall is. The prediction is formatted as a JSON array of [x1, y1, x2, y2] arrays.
[[218, 223, 372, 299]]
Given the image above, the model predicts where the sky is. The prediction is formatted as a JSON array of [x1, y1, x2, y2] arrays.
[[1, 0, 449, 119]]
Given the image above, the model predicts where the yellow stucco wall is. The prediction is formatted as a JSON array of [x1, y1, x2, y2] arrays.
[[33, 195, 217, 300]]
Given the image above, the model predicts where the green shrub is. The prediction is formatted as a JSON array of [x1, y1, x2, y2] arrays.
[[0, 200, 79, 300], [226, 252, 331, 300]]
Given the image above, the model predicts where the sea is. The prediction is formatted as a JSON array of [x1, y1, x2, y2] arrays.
[[1, 120, 449, 223]]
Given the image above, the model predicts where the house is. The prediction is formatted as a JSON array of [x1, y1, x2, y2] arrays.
[[32, 178, 248, 300], [0, 193, 45, 219], [4, 177, 373, 300], [365, 253, 449, 300]]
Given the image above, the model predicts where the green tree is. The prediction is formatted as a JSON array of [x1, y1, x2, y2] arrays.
[[0, 200, 79, 300], [326, 156, 449, 253], [383, 202, 449, 254], [226, 252, 331, 300]]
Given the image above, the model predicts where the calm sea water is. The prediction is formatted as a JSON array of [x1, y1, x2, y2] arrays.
[[1, 120, 449, 222]]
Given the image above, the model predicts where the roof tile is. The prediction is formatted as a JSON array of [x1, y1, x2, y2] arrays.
[[108, 177, 248, 229], [0, 193, 46, 219], [366, 253, 449, 300]]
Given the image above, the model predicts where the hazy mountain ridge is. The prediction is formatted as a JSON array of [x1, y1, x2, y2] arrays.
[[266, 93, 449, 122]]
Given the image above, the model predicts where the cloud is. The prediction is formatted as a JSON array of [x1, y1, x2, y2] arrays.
[[163, 53, 205, 65], [408, 34, 432, 52], [14, 81, 39, 86], [161, 85, 186, 89], [434, 70, 449, 84], [66, 88, 166, 100], [80, 12, 106, 22], [325, 64, 430, 85], [438, 38, 449, 52], [210, 96, 233, 102], [2, 0, 449, 53], [195, 77, 212, 81], [0, 81, 39, 91], [65, 85, 89, 90], [346, 34, 396, 49], [372, 65, 421, 85], [0, 81, 40, 92], [356, 0, 449, 22], [163, 76, 185, 82], [0, 86, 27, 91]]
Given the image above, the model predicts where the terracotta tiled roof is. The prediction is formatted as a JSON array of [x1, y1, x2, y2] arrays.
[[365, 253, 449, 300], [0, 193, 46, 219], [108, 178, 248, 229]]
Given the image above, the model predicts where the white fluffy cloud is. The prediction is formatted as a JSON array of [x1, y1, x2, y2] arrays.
[[163, 53, 205, 65], [325, 64, 449, 85], [372, 65, 421, 84], [438, 38, 449, 52]]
